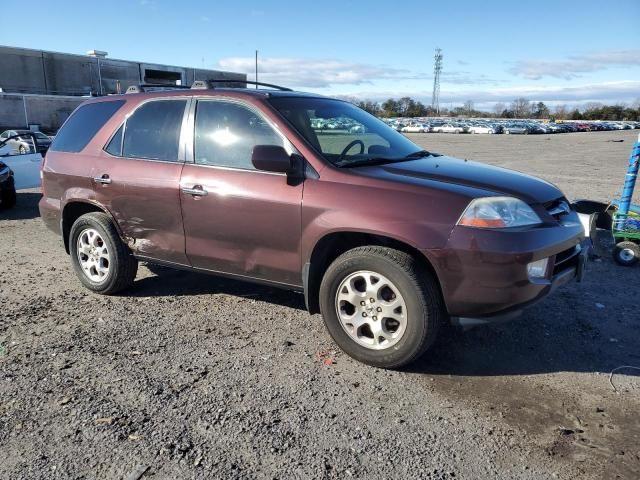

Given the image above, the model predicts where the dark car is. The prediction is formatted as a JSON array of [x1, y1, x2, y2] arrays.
[[503, 123, 530, 134], [39, 81, 587, 368], [0, 160, 16, 209]]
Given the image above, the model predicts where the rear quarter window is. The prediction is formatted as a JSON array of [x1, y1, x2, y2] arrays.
[[50, 100, 125, 153]]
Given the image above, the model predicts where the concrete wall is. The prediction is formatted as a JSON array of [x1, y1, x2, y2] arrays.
[[0, 45, 247, 130], [0, 45, 246, 96], [0, 94, 84, 132]]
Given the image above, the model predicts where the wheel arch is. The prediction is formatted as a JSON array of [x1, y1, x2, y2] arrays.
[[303, 231, 443, 315], [61, 201, 121, 254]]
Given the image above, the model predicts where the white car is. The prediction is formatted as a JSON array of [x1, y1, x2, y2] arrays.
[[468, 125, 496, 134], [0, 143, 42, 189], [401, 124, 429, 133], [432, 124, 464, 134]]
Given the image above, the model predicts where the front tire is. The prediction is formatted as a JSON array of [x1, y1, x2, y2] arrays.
[[319, 246, 445, 368], [69, 212, 138, 294]]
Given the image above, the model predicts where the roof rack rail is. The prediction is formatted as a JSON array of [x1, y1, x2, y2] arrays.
[[125, 83, 191, 94], [190, 80, 292, 91]]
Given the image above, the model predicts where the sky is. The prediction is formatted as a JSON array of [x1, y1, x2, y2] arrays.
[[2, 0, 640, 110]]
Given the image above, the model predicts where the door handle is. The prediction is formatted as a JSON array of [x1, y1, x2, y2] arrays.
[[181, 185, 208, 197], [94, 174, 111, 185]]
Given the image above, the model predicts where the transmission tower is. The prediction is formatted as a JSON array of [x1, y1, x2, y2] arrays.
[[431, 48, 443, 115]]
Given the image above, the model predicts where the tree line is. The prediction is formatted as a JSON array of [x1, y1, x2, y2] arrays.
[[344, 96, 640, 121]]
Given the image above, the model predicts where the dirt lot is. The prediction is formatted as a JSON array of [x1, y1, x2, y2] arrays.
[[1, 130, 639, 479]]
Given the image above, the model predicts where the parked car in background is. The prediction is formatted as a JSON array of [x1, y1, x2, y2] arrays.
[[432, 123, 464, 134], [0, 130, 52, 155], [0, 160, 16, 209], [39, 82, 588, 368], [349, 124, 367, 134], [503, 123, 530, 135], [0, 138, 42, 190], [401, 124, 429, 133], [468, 125, 496, 134]]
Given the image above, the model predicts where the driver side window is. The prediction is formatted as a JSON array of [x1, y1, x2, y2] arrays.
[[194, 100, 284, 170]]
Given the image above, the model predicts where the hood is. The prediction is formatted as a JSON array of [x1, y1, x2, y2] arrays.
[[359, 156, 563, 204]]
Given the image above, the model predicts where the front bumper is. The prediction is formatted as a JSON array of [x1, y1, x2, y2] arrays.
[[425, 212, 587, 326], [450, 244, 587, 328]]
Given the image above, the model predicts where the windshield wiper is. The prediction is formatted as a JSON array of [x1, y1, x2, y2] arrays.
[[402, 150, 435, 160], [335, 150, 439, 168], [334, 157, 403, 168]]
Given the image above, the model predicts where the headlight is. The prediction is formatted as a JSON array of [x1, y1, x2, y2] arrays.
[[458, 196, 542, 228]]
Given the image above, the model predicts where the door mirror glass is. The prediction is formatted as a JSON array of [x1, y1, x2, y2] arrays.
[[251, 145, 292, 173]]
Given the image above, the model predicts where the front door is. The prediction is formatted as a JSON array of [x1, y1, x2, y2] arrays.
[[92, 98, 189, 264], [180, 98, 303, 286]]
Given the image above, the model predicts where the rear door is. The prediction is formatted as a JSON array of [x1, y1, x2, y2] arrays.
[[179, 98, 303, 285], [92, 98, 190, 264]]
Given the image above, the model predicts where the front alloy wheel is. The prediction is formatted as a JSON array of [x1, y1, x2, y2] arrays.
[[336, 270, 408, 350], [319, 246, 445, 368]]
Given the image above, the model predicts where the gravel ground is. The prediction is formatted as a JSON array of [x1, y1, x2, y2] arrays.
[[1, 130, 639, 479]]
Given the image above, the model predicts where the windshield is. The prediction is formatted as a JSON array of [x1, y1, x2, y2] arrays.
[[269, 97, 427, 167]]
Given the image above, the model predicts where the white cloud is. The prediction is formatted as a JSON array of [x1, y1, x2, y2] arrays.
[[216, 57, 419, 88], [509, 49, 640, 80], [343, 80, 640, 107]]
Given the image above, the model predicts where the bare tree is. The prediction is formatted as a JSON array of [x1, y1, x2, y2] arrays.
[[583, 102, 603, 113], [510, 97, 531, 118], [462, 100, 474, 116], [493, 102, 506, 118], [554, 104, 568, 120]]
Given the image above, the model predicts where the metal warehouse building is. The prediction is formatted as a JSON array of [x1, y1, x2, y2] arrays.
[[0, 45, 247, 131]]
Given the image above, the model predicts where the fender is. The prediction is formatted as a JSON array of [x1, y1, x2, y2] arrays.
[[60, 195, 125, 253]]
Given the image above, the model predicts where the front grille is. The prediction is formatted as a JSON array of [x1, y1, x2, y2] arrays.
[[552, 245, 580, 276]]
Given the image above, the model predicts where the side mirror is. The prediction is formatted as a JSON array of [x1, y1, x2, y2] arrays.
[[251, 145, 293, 174]]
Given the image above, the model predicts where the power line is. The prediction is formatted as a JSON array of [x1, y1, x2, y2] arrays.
[[431, 48, 443, 115]]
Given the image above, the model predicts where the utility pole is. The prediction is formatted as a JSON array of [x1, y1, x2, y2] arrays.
[[255, 50, 258, 88], [87, 50, 108, 96], [431, 48, 443, 115]]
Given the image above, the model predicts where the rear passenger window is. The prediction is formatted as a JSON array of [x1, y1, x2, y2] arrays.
[[194, 100, 283, 170], [123, 100, 187, 161], [50, 100, 125, 153]]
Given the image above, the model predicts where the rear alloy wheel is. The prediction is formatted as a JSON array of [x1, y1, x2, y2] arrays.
[[69, 212, 138, 294], [613, 241, 639, 267], [319, 246, 445, 368]]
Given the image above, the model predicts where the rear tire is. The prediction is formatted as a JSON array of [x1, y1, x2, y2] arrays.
[[319, 246, 445, 368], [69, 212, 138, 294], [613, 241, 639, 266]]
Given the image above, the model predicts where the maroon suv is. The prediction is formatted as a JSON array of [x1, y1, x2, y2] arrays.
[[39, 81, 587, 368]]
